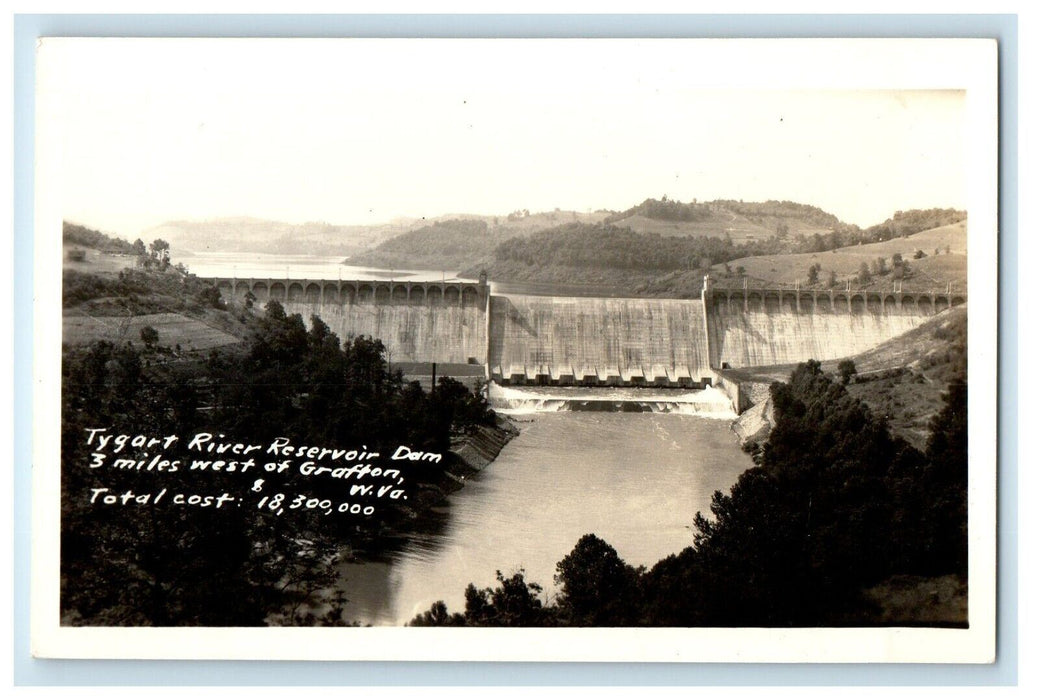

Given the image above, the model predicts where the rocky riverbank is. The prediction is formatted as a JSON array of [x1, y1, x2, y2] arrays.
[[731, 393, 775, 448], [378, 415, 520, 520], [449, 417, 521, 472]]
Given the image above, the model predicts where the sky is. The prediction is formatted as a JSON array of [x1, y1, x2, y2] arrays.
[[40, 39, 969, 239]]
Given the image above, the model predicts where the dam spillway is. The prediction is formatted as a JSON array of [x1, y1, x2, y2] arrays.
[[487, 294, 712, 385]]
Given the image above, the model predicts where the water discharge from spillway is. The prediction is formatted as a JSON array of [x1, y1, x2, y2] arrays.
[[487, 382, 738, 418]]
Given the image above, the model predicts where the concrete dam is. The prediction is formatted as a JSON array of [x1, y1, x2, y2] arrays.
[[706, 287, 965, 369], [209, 276, 964, 400], [214, 278, 489, 365], [488, 294, 712, 385]]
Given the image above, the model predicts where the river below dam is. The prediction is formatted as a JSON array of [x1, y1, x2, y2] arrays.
[[336, 411, 753, 626]]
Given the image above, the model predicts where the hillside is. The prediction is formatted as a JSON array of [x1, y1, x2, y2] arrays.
[[347, 218, 510, 271], [354, 198, 847, 275], [607, 199, 841, 243], [458, 221, 794, 293], [64, 221, 137, 254], [608, 211, 774, 243], [62, 222, 252, 350], [142, 217, 407, 258], [706, 220, 967, 294], [348, 210, 607, 270], [862, 208, 967, 241]]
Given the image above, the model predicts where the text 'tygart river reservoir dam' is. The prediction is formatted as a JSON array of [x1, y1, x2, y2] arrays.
[[208, 274, 964, 412]]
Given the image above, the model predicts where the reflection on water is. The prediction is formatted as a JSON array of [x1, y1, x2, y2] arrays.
[[338, 412, 752, 625]]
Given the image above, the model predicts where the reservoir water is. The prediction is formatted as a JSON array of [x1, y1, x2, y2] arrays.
[[185, 253, 645, 298], [182, 252, 469, 283], [337, 411, 753, 626]]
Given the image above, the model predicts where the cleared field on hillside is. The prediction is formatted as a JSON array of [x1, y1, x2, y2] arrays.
[[614, 213, 767, 241], [614, 212, 833, 243], [715, 221, 967, 291], [63, 312, 240, 350]]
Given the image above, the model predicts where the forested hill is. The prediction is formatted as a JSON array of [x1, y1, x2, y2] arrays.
[[601, 197, 848, 243], [346, 218, 502, 271], [458, 204, 965, 295], [607, 197, 841, 230], [347, 211, 608, 271], [487, 222, 777, 272], [458, 219, 797, 293], [706, 199, 844, 229], [64, 221, 136, 254], [603, 197, 712, 223], [861, 208, 966, 241]]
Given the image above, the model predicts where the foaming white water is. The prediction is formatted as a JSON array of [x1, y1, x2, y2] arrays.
[[487, 382, 737, 418]]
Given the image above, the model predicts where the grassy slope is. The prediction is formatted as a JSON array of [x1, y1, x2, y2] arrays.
[[612, 210, 831, 243], [712, 220, 967, 292], [63, 312, 241, 351], [62, 247, 253, 349]]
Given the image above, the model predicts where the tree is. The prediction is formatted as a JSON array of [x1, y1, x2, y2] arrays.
[[919, 379, 968, 573], [139, 325, 159, 347], [555, 534, 642, 625], [872, 257, 887, 276], [837, 359, 857, 385], [132, 238, 147, 257], [892, 259, 911, 280], [461, 571, 551, 626], [857, 262, 872, 285], [197, 285, 225, 310], [807, 263, 820, 286], [149, 239, 171, 268], [410, 600, 464, 626], [828, 270, 838, 288]]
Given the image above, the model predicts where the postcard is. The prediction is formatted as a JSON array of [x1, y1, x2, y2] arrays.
[[31, 37, 998, 662]]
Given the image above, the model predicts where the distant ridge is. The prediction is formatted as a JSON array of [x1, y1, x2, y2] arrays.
[[112, 201, 964, 298], [141, 217, 408, 257]]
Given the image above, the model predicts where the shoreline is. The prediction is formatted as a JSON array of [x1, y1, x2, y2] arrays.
[[336, 414, 520, 563]]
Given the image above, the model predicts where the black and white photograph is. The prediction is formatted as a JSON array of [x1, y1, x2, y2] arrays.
[[31, 37, 998, 662]]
